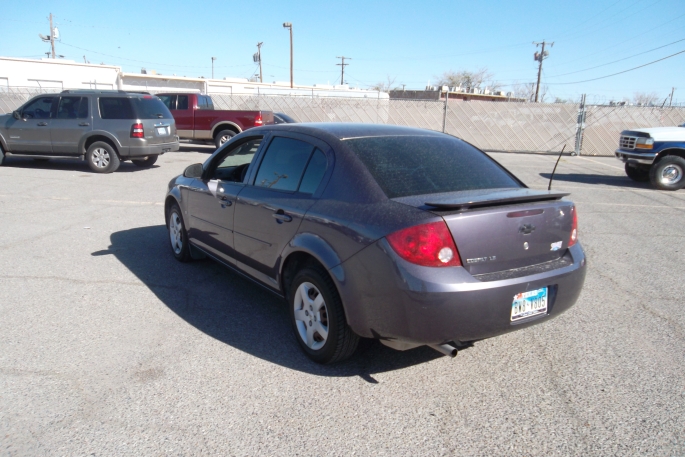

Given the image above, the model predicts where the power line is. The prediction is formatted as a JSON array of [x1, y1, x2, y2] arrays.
[[546, 38, 685, 78], [546, 49, 685, 85]]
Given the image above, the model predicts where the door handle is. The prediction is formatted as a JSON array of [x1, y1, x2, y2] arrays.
[[219, 196, 232, 207], [79, 122, 90, 126], [37, 122, 48, 126], [273, 211, 292, 223]]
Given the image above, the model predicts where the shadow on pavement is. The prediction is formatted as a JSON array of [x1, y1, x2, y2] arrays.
[[540, 172, 652, 189], [3, 157, 156, 173], [94, 225, 452, 380]]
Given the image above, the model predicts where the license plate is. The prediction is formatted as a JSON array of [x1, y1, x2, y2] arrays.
[[511, 287, 548, 322], [156, 127, 168, 135]]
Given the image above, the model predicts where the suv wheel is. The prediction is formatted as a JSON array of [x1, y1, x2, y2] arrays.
[[0, 143, 5, 166], [625, 163, 649, 182], [131, 155, 158, 168], [87, 142, 120, 173], [289, 266, 359, 364], [649, 156, 685, 191], [214, 129, 236, 148]]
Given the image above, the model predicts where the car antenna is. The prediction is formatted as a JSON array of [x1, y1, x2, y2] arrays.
[[548, 145, 566, 191]]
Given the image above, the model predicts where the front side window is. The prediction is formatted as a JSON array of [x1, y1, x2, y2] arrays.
[[99, 98, 134, 119], [56, 97, 88, 119], [211, 137, 263, 181], [21, 97, 54, 119], [254, 137, 314, 191]]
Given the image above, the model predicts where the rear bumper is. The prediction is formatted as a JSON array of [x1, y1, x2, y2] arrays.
[[615, 149, 656, 165], [336, 240, 587, 345], [125, 139, 180, 158]]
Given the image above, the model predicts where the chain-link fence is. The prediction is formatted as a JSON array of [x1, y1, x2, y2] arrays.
[[2, 87, 684, 156]]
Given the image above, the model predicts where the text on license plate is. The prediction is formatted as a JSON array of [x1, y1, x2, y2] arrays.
[[156, 127, 168, 135], [511, 287, 548, 322]]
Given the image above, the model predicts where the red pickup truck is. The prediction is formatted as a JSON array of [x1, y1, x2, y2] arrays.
[[157, 93, 274, 148]]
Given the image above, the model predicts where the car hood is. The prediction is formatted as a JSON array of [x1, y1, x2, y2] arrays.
[[629, 126, 685, 141]]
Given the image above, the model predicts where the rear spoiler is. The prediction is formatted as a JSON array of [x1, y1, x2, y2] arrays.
[[425, 190, 569, 211]]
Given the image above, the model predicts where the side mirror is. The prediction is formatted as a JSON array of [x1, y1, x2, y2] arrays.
[[183, 163, 203, 179], [12, 111, 21, 120]]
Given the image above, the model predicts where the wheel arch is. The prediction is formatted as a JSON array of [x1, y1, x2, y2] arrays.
[[656, 148, 685, 162], [164, 192, 182, 228], [81, 133, 121, 156], [211, 122, 242, 139], [279, 233, 343, 301]]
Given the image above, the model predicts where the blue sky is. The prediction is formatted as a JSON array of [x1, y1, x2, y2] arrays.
[[1, 0, 683, 104]]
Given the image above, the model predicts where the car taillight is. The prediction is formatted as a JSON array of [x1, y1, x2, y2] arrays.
[[569, 206, 578, 247], [386, 221, 461, 267], [131, 123, 144, 138], [254, 113, 263, 126]]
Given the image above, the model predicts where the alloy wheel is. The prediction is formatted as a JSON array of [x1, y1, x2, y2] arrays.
[[293, 281, 329, 350], [91, 147, 110, 168], [660, 164, 683, 185], [169, 212, 183, 255]]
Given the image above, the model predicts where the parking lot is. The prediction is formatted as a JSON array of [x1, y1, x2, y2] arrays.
[[1, 146, 684, 456]]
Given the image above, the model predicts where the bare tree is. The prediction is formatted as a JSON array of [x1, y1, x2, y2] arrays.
[[371, 75, 398, 92], [435, 68, 500, 91], [633, 91, 659, 106], [511, 82, 548, 102]]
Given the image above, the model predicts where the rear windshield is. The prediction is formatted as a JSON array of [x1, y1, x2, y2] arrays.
[[345, 136, 521, 198], [99, 96, 173, 120]]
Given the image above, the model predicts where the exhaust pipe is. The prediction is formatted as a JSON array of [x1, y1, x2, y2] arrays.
[[429, 343, 458, 358]]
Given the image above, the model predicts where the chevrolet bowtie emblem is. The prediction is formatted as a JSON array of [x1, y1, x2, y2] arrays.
[[519, 224, 536, 235]]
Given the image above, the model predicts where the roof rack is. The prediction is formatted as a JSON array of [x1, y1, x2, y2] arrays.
[[59, 89, 151, 95]]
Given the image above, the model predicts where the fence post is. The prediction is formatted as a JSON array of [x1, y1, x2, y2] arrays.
[[573, 93, 586, 156], [442, 90, 449, 133]]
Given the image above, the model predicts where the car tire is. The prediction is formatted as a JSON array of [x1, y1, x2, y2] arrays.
[[624, 163, 649, 182], [168, 203, 191, 262], [0, 144, 5, 166], [289, 266, 359, 364], [86, 141, 120, 173], [131, 155, 159, 168], [649, 156, 685, 191], [214, 129, 236, 149]]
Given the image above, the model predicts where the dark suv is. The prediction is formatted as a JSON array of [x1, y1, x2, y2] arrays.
[[0, 90, 179, 173]]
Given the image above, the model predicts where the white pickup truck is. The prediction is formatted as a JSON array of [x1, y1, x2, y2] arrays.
[[615, 124, 685, 190]]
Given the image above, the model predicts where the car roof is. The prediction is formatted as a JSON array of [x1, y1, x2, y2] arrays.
[[35, 90, 155, 98], [262, 123, 446, 140]]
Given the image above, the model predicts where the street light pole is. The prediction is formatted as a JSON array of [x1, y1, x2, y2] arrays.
[[283, 22, 293, 88], [211, 57, 216, 79]]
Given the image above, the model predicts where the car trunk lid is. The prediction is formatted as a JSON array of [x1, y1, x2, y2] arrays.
[[393, 189, 575, 275]]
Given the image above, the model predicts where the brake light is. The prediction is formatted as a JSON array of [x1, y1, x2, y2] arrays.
[[131, 123, 144, 138], [254, 113, 263, 126], [569, 206, 578, 247], [386, 221, 461, 267]]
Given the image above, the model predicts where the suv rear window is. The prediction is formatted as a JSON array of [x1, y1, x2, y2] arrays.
[[99, 96, 173, 119], [345, 136, 521, 198], [131, 97, 173, 119]]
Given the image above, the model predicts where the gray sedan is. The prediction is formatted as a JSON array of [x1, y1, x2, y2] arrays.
[[165, 124, 586, 363]]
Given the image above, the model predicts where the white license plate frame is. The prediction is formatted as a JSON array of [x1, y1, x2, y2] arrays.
[[511, 287, 548, 322]]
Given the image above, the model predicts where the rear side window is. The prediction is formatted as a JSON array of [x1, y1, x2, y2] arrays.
[[196, 95, 213, 110], [99, 98, 134, 119], [131, 97, 173, 119], [254, 137, 314, 191], [177, 95, 189, 110], [298, 148, 327, 194], [345, 136, 521, 198], [56, 97, 88, 119]]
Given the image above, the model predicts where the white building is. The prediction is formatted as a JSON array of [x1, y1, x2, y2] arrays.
[[0, 57, 388, 99]]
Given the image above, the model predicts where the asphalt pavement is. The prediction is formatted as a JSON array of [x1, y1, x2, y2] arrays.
[[0, 147, 683, 456]]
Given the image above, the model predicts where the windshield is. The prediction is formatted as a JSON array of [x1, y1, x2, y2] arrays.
[[345, 136, 521, 198]]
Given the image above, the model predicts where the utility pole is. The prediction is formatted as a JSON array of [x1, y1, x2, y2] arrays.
[[669, 87, 676, 107], [336, 56, 350, 85], [283, 23, 293, 88], [533, 40, 553, 103], [49, 13, 56, 59], [256, 42, 263, 83], [211, 57, 216, 79]]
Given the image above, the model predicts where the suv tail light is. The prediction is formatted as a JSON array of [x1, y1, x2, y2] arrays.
[[254, 113, 263, 127], [569, 206, 578, 247], [131, 123, 144, 138], [386, 221, 462, 267]]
